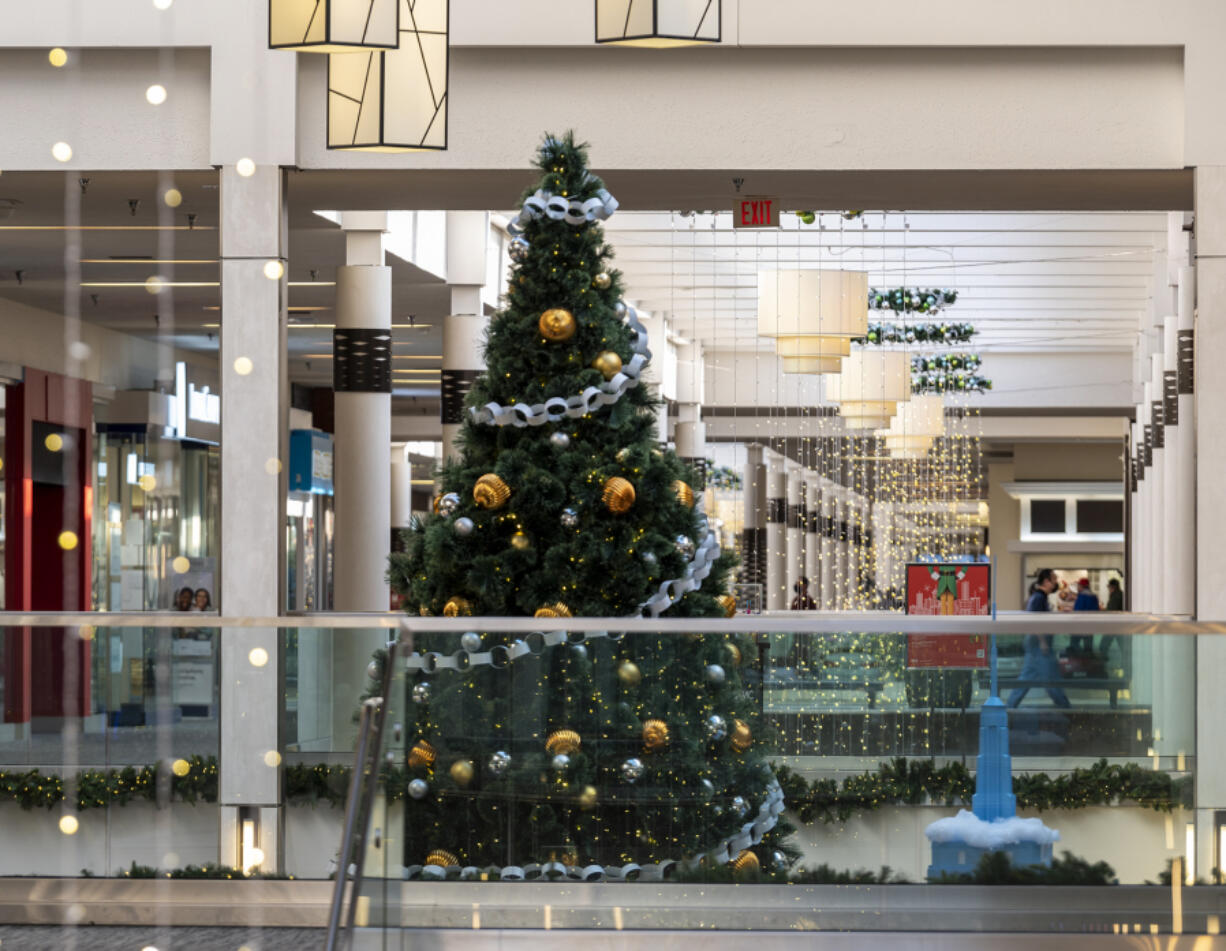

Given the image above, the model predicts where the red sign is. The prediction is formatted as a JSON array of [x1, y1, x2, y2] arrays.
[[733, 197, 779, 229], [905, 562, 991, 668]]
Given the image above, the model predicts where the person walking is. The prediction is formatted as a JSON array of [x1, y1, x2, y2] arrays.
[[790, 576, 817, 610], [1007, 568, 1070, 708], [1105, 578, 1124, 611], [1070, 577, 1100, 653]]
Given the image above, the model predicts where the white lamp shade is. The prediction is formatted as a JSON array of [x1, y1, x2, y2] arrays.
[[759, 269, 867, 375], [327, 0, 448, 151], [834, 349, 910, 429], [596, 0, 721, 47], [881, 394, 946, 440], [270, 0, 398, 52]]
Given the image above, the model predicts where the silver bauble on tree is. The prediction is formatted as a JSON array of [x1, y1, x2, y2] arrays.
[[437, 492, 461, 516], [699, 778, 715, 799], [705, 664, 726, 685], [552, 753, 571, 772], [560, 507, 579, 528], [408, 778, 429, 800], [731, 795, 749, 818], [621, 757, 645, 782], [454, 517, 475, 537], [550, 431, 571, 449], [509, 236, 530, 262], [487, 750, 511, 777], [705, 714, 728, 741], [674, 535, 695, 559], [460, 631, 482, 653], [411, 681, 431, 705]]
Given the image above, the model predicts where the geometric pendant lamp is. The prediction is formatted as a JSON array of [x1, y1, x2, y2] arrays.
[[833, 348, 912, 430], [595, 0, 721, 47], [270, 0, 399, 52], [879, 394, 945, 458], [757, 269, 869, 374], [327, 0, 449, 151]]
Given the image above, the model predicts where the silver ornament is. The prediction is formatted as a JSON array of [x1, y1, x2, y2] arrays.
[[454, 516, 475, 537], [487, 750, 511, 777], [621, 757, 645, 783], [552, 753, 571, 772], [571, 643, 588, 660], [771, 850, 788, 870], [705, 714, 728, 741], [560, 507, 579, 529], [641, 551, 658, 568], [615, 301, 627, 316], [699, 778, 715, 799], [705, 664, 726, 685], [550, 431, 571, 449], [731, 795, 749, 818], [674, 535, 695, 559], [366, 660, 380, 681], [509, 236, 530, 262], [408, 778, 429, 800], [438, 492, 461, 516], [460, 631, 482, 653], [411, 681, 432, 705]]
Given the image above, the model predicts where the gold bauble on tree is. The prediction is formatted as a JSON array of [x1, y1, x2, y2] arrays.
[[592, 350, 623, 380], [473, 473, 511, 510], [723, 642, 743, 667], [408, 740, 437, 768], [602, 476, 636, 514], [545, 729, 581, 756], [510, 531, 531, 551], [443, 597, 473, 617], [716, 595, 737, 618], [577, 785, 598, 809], [449, 759, 475, 787], [642, 719, 670, 752], [730, 719, 753, 753], [539, 308, 577, 342], [732, 850, 760, 876], [425, 849, 459, 868], [617, 660, 642, 686], [535, 602, 573, 618], [592, 271, 612, 290], [418, 605, 432, 617], [673, 480, 694, 509]]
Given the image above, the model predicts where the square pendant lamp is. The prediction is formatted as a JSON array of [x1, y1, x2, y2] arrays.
[[757, 269, 868, 374], [834, 349, 912, 430], [596, 0, 720, 47], [327, 0, 448, 151], [270, 0, 399, 52]]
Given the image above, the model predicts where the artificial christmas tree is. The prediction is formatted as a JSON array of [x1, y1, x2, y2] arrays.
[[385, 132, 789, 877]]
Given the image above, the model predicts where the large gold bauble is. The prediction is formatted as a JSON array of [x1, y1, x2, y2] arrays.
[[408, 740, 437, 768], [593, 271, 612, 290], [642, 718, 670, 753], [539, 308, 577, 342], [577, 785, 598, 809], [617, 660, 642, 687], [425, 849, 459, 868], [732, 850, 760, 876], [716, 595, 737, 618], [592, 350, 623, 380], [545, 729, 581, 756], [535, 602, 573, 618], [723, 642, 743, 667], [730, 719, 753, 753], [510, 531, 531, 551], [602, 476, 636, 514], [473, 473, 511, 510], [443, 597, 473, 618], [673, 480, 695, 509], [449, 759, 475, 787]]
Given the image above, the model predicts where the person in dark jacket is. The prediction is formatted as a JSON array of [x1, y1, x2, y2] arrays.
[[1007, 568, 1070, 708], [1070, 577, 1100, 652]]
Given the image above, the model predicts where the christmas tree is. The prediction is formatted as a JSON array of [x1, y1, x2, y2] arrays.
[[384, 133, 789, 876]]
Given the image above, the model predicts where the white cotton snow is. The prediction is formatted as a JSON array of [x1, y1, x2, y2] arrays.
[[924, 810, 1060, 848]]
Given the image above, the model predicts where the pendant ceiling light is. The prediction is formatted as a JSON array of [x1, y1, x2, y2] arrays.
[[757, 269, 868, 374], [879, 394, 945, 458], [327, 0, 448, 151], [833, 348, 911, 430], [270, 0, 399, 52], [596, 0, 720, 47]]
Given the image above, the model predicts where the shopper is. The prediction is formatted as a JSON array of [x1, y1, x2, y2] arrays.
[[1070, 577, 1100, 653], [790, 576, 817, 611], [193, 588, 213, 612], [1105, 578, 1124, 611], [1007, 568, 1070, 708], [174, 587, 194, 611]]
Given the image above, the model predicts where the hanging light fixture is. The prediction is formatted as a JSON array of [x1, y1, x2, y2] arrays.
[[596, 0, 720, 47], [327, 0, 448, 151], [757, 269, 868, 374], [833, 348, 911, 430], [880, 394, 945, 458], [270, 0, 399, 52]]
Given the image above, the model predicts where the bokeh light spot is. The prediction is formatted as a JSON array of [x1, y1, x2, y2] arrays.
[[58, 815, 79, 835], [58, 531, 78, 551], [233, 356, 253, 376], [248, 647, 269, 668]]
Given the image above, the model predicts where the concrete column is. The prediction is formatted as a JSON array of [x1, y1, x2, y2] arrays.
[[441, 212, 489, 461], [219, 163, 287, 872], [1131, 418, 1146, 612], [675, 404, 707, 484], [740, 444, 767, 606], [1195, 166, 1226, 880], [765, 452, 788, 611], [1171, 267, 1196, 615], [1149, 353, 1167, 615], [390, 446, 412, 533], [804, 474, 820, 594], [818, 479, 837, 609], [785, 464, 804, 603]]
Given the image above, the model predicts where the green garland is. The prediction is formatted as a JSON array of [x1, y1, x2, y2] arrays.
[[857, 322, 977, 345], [912, 370, 992, 394], [0, 755, 217, 811], [912, 353, 981, 373], [705, 461, 743, 490], [869, 288, 958, 315]]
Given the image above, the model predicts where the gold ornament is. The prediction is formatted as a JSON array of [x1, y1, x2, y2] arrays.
[[592, 350, 623, 380], [539, 308, 577, 342], [510, 531, 531, 551], [602, 476, 636, 514], [673, 480, 694, 509], [617, 660, 642, 686], [431, 495, 441, 514], [473, 473, 511, 510], [551, 845, 580, 866], [449, 759, 475, 787], [443, 597, 473, 617], [545, 729, 582, 756], [593, 272, 612, 290], [577, 785, 598, 809], [723, 642, 743, 667], [716, 595, 737, 618], [732, 850, 760, 875], [730, 719, 753, 753], [642, 719, 670, 753], [535, 602, 573, 618], [408, 740, 437, 768], [425, 849, 459, 868], [418, 605, 432, 617]]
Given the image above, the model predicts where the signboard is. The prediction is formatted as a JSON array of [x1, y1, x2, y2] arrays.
[[733, 197, 780, 229], [905, 562, 990, 668], [290, 429, 335, 495]]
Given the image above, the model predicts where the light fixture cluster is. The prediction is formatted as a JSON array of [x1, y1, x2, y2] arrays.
[[595, 0, 721, 47]]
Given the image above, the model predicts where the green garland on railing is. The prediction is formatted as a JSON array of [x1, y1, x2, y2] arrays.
[[0, 755, 217, 811], [773, 757, 1193, 826]]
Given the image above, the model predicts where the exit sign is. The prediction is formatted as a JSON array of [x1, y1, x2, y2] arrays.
[[734, 197, 780, 229]]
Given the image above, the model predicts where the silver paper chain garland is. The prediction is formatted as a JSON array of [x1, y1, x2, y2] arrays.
[[505, 181, 619, 237]]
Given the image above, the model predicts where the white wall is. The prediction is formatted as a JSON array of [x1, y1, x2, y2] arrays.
[[978, 352, 1134, 410]]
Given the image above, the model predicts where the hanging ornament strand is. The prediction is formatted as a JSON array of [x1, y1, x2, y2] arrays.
[[868, 287, 958, 314], [911, 353, 983, 373], [856, 321, 976, 345]]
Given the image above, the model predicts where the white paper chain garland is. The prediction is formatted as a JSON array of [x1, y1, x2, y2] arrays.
[[506, 182, 619, 238], [469, 303, 652, 428], [637, 499, 721, 619]]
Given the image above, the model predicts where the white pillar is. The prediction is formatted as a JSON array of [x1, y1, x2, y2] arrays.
[[675, 342, 706, 481], [785, 464, 804, 604], [219, 164, 287, 872], [765, 451, 788, 611], [1149, 354, 1167, 615], [441, 212, 490, 461], [818, 479, 837, 609], [391, 446, 412, 530], [1171, 267, 1196, 615], [804, 474, 820, 593], [742, 445, 767, 607]]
